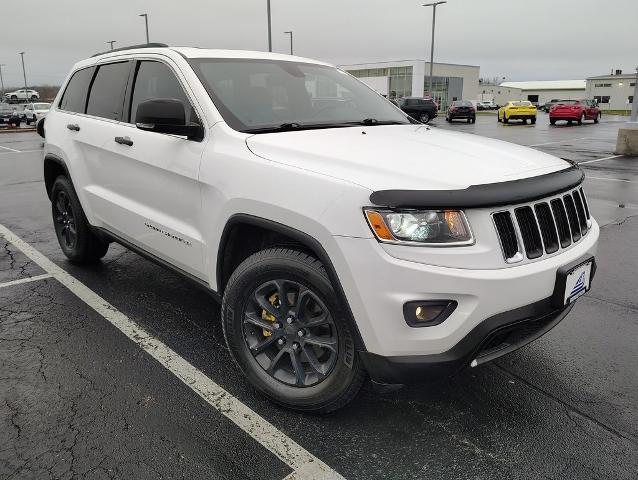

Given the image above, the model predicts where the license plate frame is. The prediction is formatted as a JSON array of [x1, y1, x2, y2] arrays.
[[552, 257, 596, 308]]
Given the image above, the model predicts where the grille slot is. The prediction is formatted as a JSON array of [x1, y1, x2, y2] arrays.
[[514, 207, 543, 259], [493, 211, 519, 260], [563, 195, 581, 242], [572, 191, 588, 234], [534, 203, 559, 254], [551, 199, 572, 248], [579, 187, 590, 219], [493, 187, 591, 263]]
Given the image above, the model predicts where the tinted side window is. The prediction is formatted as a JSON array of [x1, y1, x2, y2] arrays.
[[130, 61, 196, 124], [86, 62, 131, 120], [59, 67, 95, 113]]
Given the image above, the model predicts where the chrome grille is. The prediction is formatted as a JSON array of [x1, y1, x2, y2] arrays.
[[492, 187, 591, 263]]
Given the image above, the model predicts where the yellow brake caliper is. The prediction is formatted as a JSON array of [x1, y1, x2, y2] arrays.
[[261, 292, 279, 337]]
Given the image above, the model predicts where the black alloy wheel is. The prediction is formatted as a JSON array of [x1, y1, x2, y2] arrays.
[[54, 190, 77, 250], [243, 279, 338, 387], [419, 112, 430, 124], [222, 248, 365, 413], [50, 176, 109, 263]]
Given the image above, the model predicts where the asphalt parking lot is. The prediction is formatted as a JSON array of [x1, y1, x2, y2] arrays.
[[1, 114, 637, 479]]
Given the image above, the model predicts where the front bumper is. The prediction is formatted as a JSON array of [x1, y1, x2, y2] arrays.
[[360, 297, 574, 383], [333, 219, 599, 363]]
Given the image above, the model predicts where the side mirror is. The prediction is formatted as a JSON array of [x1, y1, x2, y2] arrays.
[[135, 98, 204, 141], [36, 117, 45, 138]]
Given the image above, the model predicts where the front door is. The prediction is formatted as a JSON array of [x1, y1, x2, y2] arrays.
[[82, 59, 207, 279]]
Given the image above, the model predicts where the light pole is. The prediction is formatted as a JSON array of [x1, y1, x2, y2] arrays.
[[423, 1, 446, 95], [631, 66, 638, 123], [267, 0, 272, 52], [107, 40, 116, 50], [0, 64, 6, 100], [139, 13, 150, 44], [284, 31, 293, 55], [19, 52, 28, 102]]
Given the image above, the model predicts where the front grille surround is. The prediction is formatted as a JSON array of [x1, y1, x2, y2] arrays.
[[492, 187, 592, 263]]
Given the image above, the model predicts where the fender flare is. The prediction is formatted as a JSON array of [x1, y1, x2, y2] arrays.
[[43, 154, 72, 200], [217, 213, 367, 352]]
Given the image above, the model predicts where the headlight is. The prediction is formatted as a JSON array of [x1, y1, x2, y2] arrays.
[[364, 209, 473, 245]]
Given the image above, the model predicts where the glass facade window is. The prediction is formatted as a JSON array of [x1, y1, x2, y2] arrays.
[[346, 66, 413, 99]]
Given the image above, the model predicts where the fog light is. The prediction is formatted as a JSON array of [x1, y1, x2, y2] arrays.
[[403, 300, 457, 327]]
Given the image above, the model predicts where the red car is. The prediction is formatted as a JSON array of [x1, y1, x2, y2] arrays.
[[549, 100, 601, 125]]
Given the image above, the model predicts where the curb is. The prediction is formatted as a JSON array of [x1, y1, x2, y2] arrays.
[[0, 128, 36, 134]]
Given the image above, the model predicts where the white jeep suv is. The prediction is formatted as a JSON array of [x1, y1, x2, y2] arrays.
[[39, 44, 599, 413]]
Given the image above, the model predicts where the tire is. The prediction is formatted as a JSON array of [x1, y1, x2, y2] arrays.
[[503, 113, 509, 124], [466, 118, 471, 124], [418, 112, 431, 124], [578, 113, 584, 125], [497, 113, 502, 123], [445, 115, 450, 122], [521, 118, 527, 124], [531, 117, 536, 125], [31, 95, 37, 100], [470, 116, 476, 124], [222, 248, 365, 414], [51, 176, 109, 263], [594, 112, 600, 124], [550, 118, 556, 125], [568, 120, 572, 125]]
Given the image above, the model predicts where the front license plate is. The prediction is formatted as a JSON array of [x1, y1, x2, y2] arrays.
[[563, 261, 593, 305]]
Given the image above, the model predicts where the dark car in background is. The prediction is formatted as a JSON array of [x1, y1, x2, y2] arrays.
[[446, 100, 476, 123], [397, 97, 438, 124], [0, 104, 21, 127], [539, 99, 561, 112]]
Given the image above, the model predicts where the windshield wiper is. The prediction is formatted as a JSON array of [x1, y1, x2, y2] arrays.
[[357, 118, 407, 126]]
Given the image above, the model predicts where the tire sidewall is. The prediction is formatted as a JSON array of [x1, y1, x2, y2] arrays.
[[51, 176, 93, 261], [222, 252, 360, 410]]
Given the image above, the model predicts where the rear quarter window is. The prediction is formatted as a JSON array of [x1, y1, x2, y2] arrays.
[[86, 61, 132, 120], [58, 67, 95, 114]]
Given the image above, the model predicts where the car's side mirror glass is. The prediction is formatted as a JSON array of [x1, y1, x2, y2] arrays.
[[135, 98, 204, 141]]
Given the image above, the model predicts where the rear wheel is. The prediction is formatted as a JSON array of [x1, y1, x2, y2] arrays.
[[550, 118, 556, 125], [418, 112, 431, 124], [531, 117, 536, 125], [222, 248, 365, 413], [521, 118, 527, 124], [51, 176, 109, 263], [594, 112, 600, 124], [503, 113, 509, 124], [470, 116, 476, 124]]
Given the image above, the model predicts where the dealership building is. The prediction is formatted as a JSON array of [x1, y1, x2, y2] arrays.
[[490, 80, 587, 106], [585, 72, 636, 111], [339, 60, 480, 110]]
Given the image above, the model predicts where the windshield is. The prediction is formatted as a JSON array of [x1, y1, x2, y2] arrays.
[[33, 103, 51, 110], [189, 58, 410, 133], [511, 101, 532, 106]]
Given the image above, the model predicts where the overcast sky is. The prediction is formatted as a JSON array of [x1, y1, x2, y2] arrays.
[[1, 0, 636, 87]]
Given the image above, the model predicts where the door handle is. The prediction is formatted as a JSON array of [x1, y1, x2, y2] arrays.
[[66, 123, 80, 131], [114, 136, 133, 146]]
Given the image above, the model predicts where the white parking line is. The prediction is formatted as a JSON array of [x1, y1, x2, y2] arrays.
[[0, 145, 20, 152], [579, 155, 623, 164], [0, 273, 53, 289], [0, 224, 344, 480], [527, 137, 589, 147], [587, 176, 638, 184]]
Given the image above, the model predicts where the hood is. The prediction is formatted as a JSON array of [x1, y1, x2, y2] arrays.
[[245, 125, 570, 192]]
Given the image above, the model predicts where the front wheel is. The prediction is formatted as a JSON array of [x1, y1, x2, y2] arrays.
[[51, 176, 109, 263], [418, 112, 431, 124], [578, 113, 585, 125], [222, 248, 365, 413], [470, 116, 476, 124], [594, 112, 600, 124], [503, 113, 509, 124]]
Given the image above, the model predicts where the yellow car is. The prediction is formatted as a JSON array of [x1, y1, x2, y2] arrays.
[[498, 101, 537, 124]]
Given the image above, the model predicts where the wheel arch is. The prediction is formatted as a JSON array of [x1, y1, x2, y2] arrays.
[[44, 154, 71, 200], [217, 213, 367, 351]]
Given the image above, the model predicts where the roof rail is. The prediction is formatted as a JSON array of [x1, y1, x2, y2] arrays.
[[92, 42, 168, 58]]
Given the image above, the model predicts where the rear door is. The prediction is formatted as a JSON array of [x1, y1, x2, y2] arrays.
[[85, 58, 206, 278]]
